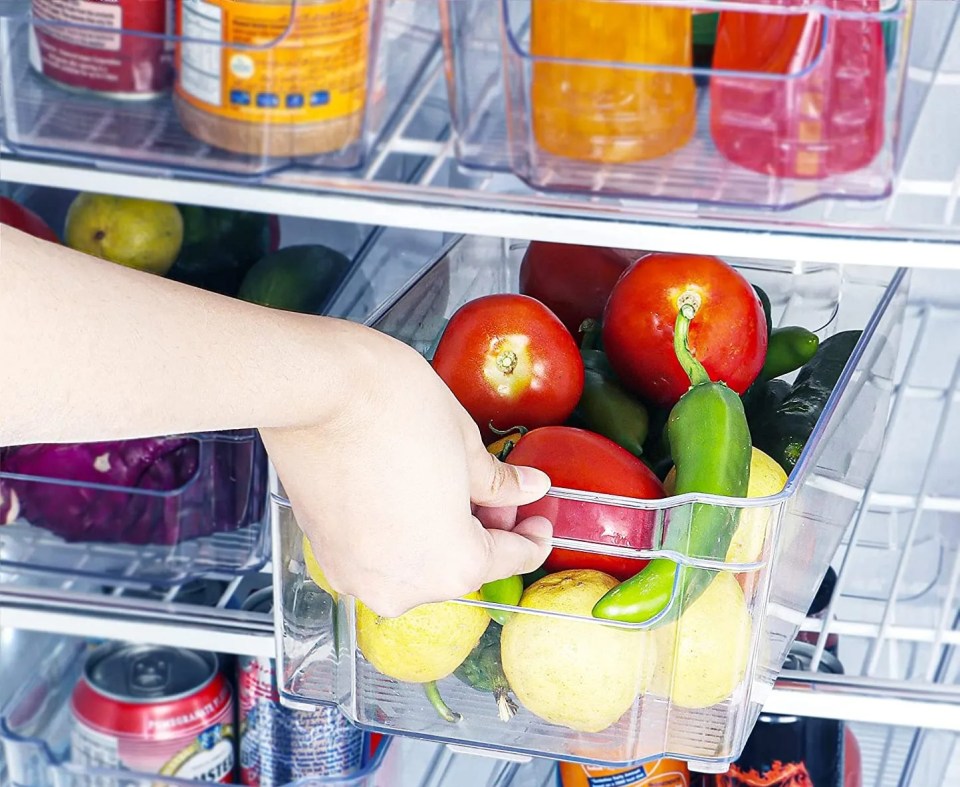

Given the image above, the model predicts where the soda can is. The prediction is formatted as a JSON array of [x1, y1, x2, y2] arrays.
[[70, 643, 235, 783], [238, 588, 363, 786], [713, 642, 844, 786], [29, 0, 174, 99]]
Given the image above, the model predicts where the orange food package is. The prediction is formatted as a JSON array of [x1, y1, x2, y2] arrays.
[[559, 758, 692, 787]]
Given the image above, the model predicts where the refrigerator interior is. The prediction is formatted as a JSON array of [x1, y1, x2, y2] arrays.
[[1, 0, 960, 784]]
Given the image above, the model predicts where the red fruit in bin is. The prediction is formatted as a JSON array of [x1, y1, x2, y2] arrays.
[[506, 426, 665, 581], [0, 197, 60, 243], [518, 241, 637, 336]]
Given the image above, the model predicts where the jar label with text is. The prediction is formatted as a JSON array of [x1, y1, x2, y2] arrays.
[[175, 0, 369, 126]]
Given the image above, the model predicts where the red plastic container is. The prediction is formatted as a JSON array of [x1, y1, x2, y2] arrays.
[[710, 0, 886, 179]]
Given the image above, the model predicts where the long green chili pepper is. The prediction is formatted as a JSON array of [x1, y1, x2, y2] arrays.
[[575, 321, 649, 457], [577, 362, 649, 458], [761, 326, 820, 381], [480, 575, 523, 625], [592, 291, 753, 625]]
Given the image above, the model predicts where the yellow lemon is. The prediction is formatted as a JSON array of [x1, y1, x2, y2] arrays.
[[65, 193, 183, 276], [357, 593, 489, 684], [302, 534, 338, 601], [648, 572, 753, 709], [664, 447, 788, 564], [501, 570, 655, 733]]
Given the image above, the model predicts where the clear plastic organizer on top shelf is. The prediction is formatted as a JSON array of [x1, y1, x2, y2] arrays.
[[274, 236, 909, 771], [0, 0, 438, 178], [441, 0, 913, 209], [0, 630, 558, 787]]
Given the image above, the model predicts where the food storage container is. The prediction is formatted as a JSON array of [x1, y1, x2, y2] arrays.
[[0, 630, 558, 787], [0, 430, 269, 585], [274, 235, 909, 770], [440, 0, 914, 209], [0, 0, 439, 178]]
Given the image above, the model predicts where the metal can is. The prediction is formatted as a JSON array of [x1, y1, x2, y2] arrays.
[[29, 0, 174, 99], [238, 588, 363, 786], [70, 643, 235, 782], [712, 642, 844, 787]]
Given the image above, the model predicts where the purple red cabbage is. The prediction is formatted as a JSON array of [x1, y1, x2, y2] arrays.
[[0, 434, 265, 545]]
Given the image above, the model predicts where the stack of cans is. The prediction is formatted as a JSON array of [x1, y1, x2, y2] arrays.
[[69, 588, 365, 785]]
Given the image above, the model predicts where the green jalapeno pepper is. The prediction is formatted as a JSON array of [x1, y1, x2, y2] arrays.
[[754, 330, 861, 474], [574, 321, 650, 457], [578, 363, 649, 458], [592, 291, 752, 625], [480, 575, 523, 625], [761, 326, 820, 381]]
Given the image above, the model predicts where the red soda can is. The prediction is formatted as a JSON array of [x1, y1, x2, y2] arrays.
[[29, 0, 174, 99], [70, 643, 235, 782]]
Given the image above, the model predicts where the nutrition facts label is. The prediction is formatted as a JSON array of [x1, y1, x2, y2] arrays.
[[180, 0, 224, 107], [71, 721, 120, 770], [33, 0, 122, 50]]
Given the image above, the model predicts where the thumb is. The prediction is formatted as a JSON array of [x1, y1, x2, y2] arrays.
[[468, 440, 550, 507], [478, 515, 553, 583]]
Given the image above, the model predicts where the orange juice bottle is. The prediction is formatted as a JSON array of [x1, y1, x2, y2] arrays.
[[559, 758, 693, 786], [530, 0, 696, 163]]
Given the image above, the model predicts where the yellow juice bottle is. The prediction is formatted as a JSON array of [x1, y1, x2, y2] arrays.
[[530, 0, 695, 163]]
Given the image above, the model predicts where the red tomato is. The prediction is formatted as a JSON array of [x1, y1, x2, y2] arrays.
[[603, 253, 766, 408], [0, 197, 59, 244], [432, 294, 584, 439], [519, 242, 638, 336], [506, 427, 665, 580]]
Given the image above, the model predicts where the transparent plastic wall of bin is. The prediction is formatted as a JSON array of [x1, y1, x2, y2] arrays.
[[0, 630, 558, 787], [0, 431, 270, 586], [275, 236, 909, 770], [0, 0, 439, 178], [0, 185, 444, 586], [440, 0, 918, 209]]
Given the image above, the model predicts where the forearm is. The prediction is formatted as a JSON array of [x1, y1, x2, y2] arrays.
[[0, 225, 372, 445]]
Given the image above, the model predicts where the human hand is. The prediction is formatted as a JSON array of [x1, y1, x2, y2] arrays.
[[260, 323, 553, 618]]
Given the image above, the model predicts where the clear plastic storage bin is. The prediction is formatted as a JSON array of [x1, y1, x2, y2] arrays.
[[441, 0, 913, 208], [0, 631, 558, 787], [0, 0, 438, 178], [275, 236, 908, 770], [0, 430, 269, 585], [0, 182, 448, 586]]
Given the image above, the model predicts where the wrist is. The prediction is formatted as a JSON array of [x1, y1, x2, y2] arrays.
[[255, 313, 401, 435]]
